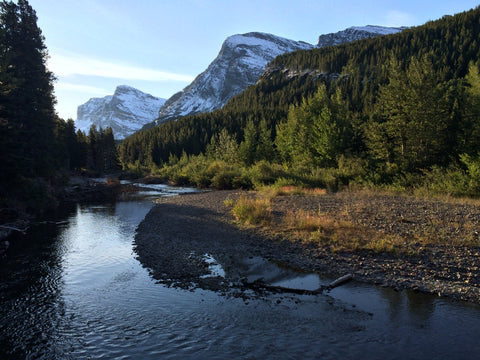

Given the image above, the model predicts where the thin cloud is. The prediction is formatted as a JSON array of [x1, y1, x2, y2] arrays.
[[48, 53, 195, 83], [55, 82, 111, 95]]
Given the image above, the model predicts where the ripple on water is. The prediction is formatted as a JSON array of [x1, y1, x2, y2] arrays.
[[2, 189, 480, 359]]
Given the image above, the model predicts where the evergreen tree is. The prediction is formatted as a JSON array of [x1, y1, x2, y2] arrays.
[[256, 119, 275, 162], [238, 120, 257, 166], [75, 129, 88, 170], [368, 55, 451, 171], [206, 128, 239, 163], [461, 62, 480, 155], [87, 125, 98, 171], [102, 127, 119, 173], [0, 0, 57, 188]]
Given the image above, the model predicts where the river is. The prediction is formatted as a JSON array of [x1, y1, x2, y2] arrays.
[[1, 184, 480, 359]]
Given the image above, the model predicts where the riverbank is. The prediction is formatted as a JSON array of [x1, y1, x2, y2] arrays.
[[135, 189, 480, 303], [0, 176, 137, 243]]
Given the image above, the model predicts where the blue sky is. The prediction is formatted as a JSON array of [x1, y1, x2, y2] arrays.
[[27, 0, 480, 120]]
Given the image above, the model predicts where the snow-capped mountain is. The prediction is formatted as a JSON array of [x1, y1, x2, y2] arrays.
[[154, 26, 404, 125], [75, 85, 166, 139], [75, 26, 405, 137], [154, 32, 313, 124], [317, 25, 405, 47]]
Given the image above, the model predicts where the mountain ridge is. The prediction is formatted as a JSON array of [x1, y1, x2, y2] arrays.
[[154, 26, 404, 125], [75, 25, 404, 138]]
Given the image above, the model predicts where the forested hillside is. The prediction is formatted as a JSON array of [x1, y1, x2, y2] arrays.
[[117, 6, 480, 195]]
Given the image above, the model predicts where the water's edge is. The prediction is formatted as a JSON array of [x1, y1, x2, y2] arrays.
[[1, 185, 479, 359]]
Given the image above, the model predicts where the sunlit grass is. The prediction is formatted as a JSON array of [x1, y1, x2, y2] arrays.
[[227, 189, 480, 256], [260, 184, 327, 198], [282, 208, 408, 254], [230, 195, 272, 226]]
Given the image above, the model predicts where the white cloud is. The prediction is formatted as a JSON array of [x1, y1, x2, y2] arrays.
[[48, 53, 195, 83]]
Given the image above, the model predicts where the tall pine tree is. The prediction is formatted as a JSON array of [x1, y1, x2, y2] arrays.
[[0, 0, 57, 189]]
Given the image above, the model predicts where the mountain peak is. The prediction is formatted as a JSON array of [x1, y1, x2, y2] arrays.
[[155, 32, 313, 124], [154, 27, 406, 126], [114, 84, 139, 93], [75, 86, 166, 139], [317, 25, 404, 47]]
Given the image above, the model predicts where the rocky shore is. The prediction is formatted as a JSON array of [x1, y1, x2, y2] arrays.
[[134, 190, 480, 303]]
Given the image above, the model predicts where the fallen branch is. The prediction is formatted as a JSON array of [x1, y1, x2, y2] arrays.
[[242, 273, 353, 295], [326, 273, 353, 290]]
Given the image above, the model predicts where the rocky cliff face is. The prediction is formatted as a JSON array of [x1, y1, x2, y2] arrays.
[[154, 32, 313, 124], [75, 85, 166, 139]]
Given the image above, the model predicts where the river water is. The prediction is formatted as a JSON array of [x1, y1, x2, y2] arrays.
[[1, 185, 480, 359]]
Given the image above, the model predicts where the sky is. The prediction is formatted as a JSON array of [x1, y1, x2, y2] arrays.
[[26, 0, 480, 120]]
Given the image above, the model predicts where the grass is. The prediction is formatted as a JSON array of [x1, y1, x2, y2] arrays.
[[229, 195, 273, 226], [283, 208, 405, 253], [260, 184, 327, 198], [226, 186, 480, 256]]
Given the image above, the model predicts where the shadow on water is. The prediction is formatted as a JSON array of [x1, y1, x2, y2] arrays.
[[0, 216, 71, 359], [1, 186, 480, 359]]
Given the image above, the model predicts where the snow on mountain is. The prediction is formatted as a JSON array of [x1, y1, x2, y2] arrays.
[[155, 32, 313, 124], [317, 25, 405, 47], [154, 26, 405, 125], [73, 27, 405, 137], [75, 85, 166, 139]]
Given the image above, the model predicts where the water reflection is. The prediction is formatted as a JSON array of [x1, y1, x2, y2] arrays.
[[1, 186, 480, 359], [0, 220, 69, 359]]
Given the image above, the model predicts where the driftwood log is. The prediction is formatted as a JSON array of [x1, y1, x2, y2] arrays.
[[242, 273, 353, 295]]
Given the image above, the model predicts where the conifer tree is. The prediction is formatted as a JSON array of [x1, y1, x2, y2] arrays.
[[256, 119, 275, 162], [238, 120, 257, 166], [369, 55, 450, 171], [0, 0, 57, 186]]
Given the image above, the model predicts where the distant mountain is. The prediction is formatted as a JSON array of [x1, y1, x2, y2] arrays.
[[154, 32, 313, 125], [317, 25, 405, 47], [75, 85, 166, 139], [154, 26, 404, 125]]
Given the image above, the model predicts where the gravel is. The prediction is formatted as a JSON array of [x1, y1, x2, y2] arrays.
[[134, 190, 480, 303]]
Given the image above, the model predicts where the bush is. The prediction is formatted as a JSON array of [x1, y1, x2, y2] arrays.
[[308, 167, 338, 191], [20, 178, 57, 212], [181, 155, 211, 188], [414, 166, 469, 197], [249, 160, 285, 188], [460, 153, 480, 194], [336, 155, 367, 185], [211, 169, 241, 189], [231, 172, 253, 189]]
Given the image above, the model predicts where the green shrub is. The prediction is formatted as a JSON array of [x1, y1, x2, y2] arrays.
[[249, 160, 285, 188], [415, 166, 469, 197], [308, 167, 338, 191], [460, 153, 480, 194], [211, 169, 241, 189], [231, 172, 253, 189], [336, 155, 367, 185]]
